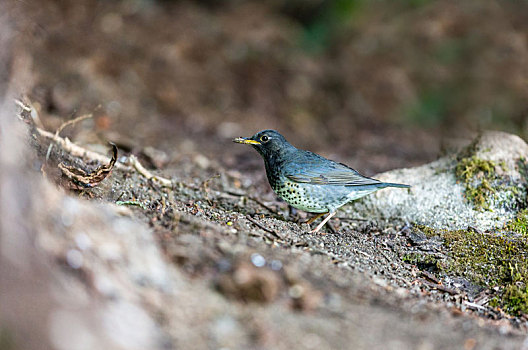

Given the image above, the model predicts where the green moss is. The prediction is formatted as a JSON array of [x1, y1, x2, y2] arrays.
[[490, 284, 528, 315], [505, 209, 528, 236], [501, 284, 528, 314], [412, 224, 442, 238], [455, 154, 498, 211], [455, 136, 480, 162], [455, 155, 496, 182], [455, 145, 528, 212], [441, 229, 528, 287], [401, 252, 439, 269], [408, 225, 528, 315], [517, 157, 528, 178], [465, 178, 496, 210]]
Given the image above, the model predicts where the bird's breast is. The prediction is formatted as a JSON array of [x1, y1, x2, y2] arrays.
[[271, 177, 330, 213]]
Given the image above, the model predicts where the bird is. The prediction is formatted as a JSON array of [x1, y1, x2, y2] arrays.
[[233, 129, 410, 233]]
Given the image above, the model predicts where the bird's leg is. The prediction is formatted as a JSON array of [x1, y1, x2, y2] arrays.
[[309, 212, 336, 233], [305, 212, 326, 225]]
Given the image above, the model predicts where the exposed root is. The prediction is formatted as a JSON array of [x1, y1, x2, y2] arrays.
[[46, 113, 93, 161], [128, 155, 173, 188], [37, 126, 129, 170], [15, 99, 176, 186]]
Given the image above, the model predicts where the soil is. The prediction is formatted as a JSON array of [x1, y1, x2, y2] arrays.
[[26, 124, 526, 349], [4, 0, 528, 349]]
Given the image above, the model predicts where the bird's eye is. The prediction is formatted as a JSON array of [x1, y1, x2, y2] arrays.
[[260, 135, 269, 142]]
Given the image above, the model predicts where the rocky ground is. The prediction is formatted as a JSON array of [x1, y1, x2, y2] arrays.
[[2, 103, 527, 350], [2, 1, 528, 349]]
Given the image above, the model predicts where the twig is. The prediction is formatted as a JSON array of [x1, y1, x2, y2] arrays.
[[421, 280, 459, 295], [16, 99, 181, 192], [15, 100, 290, 210], [116, 200, 148, 210], [15, 99, 31, 112], [420, 270, 441, 284], [45, 111, 92, 162], [463, 301, 488, 311], [355, 249, 371, 259], [37, 127, 128, 170], [16, 98, 44, 129], [128, 155, 173, 187], [245, 215, 283, 240], [16, 99, 129, 172], [202, 174, 220, 205], [379, 249, 392, 263], [56, 114, 92, 137], [225, 190, 281, 215]]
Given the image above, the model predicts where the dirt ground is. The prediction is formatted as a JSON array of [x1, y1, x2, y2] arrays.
[[2, 0, 528, 349]]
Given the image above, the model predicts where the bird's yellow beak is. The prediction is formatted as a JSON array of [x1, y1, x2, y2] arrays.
[[233, 137, 261, 145]]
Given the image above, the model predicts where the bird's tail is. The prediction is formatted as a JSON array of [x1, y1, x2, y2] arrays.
[[381, 182, 411, 189]]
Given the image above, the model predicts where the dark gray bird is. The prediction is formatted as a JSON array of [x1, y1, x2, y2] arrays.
[[234, 130, 410, 233]]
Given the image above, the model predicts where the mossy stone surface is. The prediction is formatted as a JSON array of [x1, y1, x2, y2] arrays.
[[505, 209, 528, 236], [412, 224, 528, 316], [347, 131, 528, 231], [454, 136, 527, 212], [454, 155, 497, 210], [347, 131, 528, 315]]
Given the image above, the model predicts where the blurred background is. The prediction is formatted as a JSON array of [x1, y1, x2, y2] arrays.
[[11, 0, 528, 173]]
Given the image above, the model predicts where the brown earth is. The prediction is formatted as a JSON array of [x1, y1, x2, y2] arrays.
[[2, 0, 528, 349]]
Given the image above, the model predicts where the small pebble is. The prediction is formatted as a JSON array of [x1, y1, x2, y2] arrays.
[[251, 253, 266, 267], [66, 249, 83, 269], [75, 233, 92, 251], [270, 259, 282, 271], [289, 284, 304, 299]]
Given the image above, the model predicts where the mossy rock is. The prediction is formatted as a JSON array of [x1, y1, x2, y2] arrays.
[[401, 252, 440, 271], [493, 284, 528, 315], [411, 225, 528, 316], [454, 133, 528, 211], [347, 131, 528, 231], [504, 209, 528, 236]]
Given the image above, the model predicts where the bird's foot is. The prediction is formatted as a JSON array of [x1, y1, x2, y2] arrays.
[[308, 212, 336, 234], [305, 212, 326, 225], [308, 227, 327, 235]]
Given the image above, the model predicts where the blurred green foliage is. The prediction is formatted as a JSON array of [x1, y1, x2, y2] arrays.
[[406, 88, 451, 127], [278, 0, 528, 132], [279, 0, 364, 53]]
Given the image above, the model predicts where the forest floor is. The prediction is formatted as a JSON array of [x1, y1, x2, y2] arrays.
[[5, 0, 528, 348]]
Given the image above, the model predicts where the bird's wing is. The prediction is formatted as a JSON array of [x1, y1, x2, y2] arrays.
[[285, 151, 381, 187], [287, 171, 381, 186]]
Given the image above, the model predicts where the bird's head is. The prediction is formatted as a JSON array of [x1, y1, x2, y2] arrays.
[[233, 129, 294, 159]]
